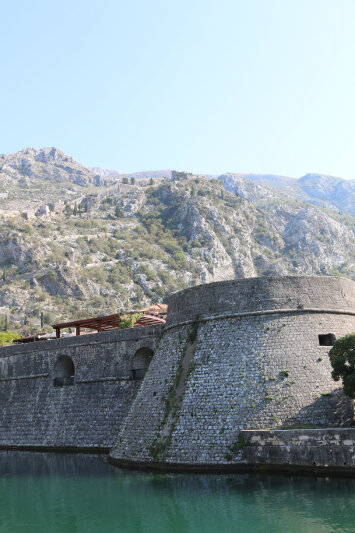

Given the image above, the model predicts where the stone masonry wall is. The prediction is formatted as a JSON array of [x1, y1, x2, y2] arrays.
[[0, 325, 163, 450], [1, 274, 354, 466], [110, 312, 354, 466], [110, 276, 355, 468], [241, 428, 355, 470], [112, 326, 189, 462], [166, 276, 355, 326]]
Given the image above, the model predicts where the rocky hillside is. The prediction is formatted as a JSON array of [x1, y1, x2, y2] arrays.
[[0, 147, 110, 213], [227, 172, 355, 215], [0, 148, 354, 336]]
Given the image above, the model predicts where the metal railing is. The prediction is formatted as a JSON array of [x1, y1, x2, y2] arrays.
[[130, 368, 146, 380], [53, 376, 74, 387]]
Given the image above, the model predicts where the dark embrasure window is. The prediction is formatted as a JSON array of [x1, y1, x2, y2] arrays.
[[318, 333, 336, 346]]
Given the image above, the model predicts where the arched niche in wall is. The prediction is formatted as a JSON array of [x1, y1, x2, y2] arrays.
[[53, 355, 75, 387], [131, 347, 154, 380]]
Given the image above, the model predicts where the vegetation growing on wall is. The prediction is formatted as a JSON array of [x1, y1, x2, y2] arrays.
[[149, 324, 199, 461]]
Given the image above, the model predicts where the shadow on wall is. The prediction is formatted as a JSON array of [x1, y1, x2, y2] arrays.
[[283, 388, 354, 428]]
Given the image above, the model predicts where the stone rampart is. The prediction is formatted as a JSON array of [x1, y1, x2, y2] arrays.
[[1, 274, 354, 473], [166, 275, 355, 326], [0, 325, 163, 451], [110, 276, 355, 469]]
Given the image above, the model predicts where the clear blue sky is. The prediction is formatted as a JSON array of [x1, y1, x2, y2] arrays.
[[2, 0, 355, 178]]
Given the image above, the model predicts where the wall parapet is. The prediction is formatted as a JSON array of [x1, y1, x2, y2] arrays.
[[164, 307, 355, 332], [166, 276, 355, 326], [0, 324, 164, 357]]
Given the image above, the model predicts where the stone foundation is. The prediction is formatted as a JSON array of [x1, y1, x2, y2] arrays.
[[241, 428, 355, 473]]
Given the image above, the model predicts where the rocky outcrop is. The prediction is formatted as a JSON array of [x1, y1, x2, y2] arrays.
[[0, 147, 111, 211], [218, 173, 277, 202]]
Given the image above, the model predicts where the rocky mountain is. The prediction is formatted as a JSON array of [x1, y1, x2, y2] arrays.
[[230, 172, 355, 215], [2, 147, 354, 213], [90, 167, 124, 179], [0, 148, 354, 336], [0, 147, 112, 213], [298, 173, 355, 214]]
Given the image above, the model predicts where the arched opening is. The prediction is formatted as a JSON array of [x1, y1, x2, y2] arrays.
[[53, 356, 75, 387], [131, 348, 153, 380]]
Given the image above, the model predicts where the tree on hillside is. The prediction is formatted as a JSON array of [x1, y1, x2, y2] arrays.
[[115, 206, 124, 218], [65, 204, 72, 217], [329, 333, 355, 398]]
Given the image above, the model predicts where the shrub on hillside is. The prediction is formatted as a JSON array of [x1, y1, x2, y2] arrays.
[[0, 332, 19, 345], [329, 333, 355, 398]]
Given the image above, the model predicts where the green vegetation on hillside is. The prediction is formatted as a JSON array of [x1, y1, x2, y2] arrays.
[[0, 169, 354, 338], [0, 332, 19, 345]]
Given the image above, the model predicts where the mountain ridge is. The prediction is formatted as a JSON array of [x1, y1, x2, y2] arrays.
[[1, 146, 354, 213], [0, 147, 353, 336]]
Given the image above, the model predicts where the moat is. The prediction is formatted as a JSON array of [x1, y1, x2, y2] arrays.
[[1, 452, 354, 533]]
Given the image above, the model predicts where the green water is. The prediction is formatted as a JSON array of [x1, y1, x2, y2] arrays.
[[0, 453, 354, 533]]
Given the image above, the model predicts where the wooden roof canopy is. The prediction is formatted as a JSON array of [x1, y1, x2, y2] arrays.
[[51, 304, 167, 338]]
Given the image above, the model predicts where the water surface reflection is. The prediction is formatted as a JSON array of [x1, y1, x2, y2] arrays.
[[0, 452, 354, 533]]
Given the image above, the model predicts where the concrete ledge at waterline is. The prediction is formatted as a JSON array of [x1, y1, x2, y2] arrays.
[[109, 428, 355, 477], [107, 457, 355, 478], [240, 428, 355, 470], [0, 445, 109, 454]]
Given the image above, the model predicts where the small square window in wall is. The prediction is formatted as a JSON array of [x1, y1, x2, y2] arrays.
[[318, 333, 336, 346]]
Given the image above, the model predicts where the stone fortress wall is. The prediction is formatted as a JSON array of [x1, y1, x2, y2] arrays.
[[0, 325, 163, 450], [0, 274, 354, 472], [110, 276, 355, 468]]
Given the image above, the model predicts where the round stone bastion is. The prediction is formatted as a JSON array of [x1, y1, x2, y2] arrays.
[[110, 276, 355, 469]]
